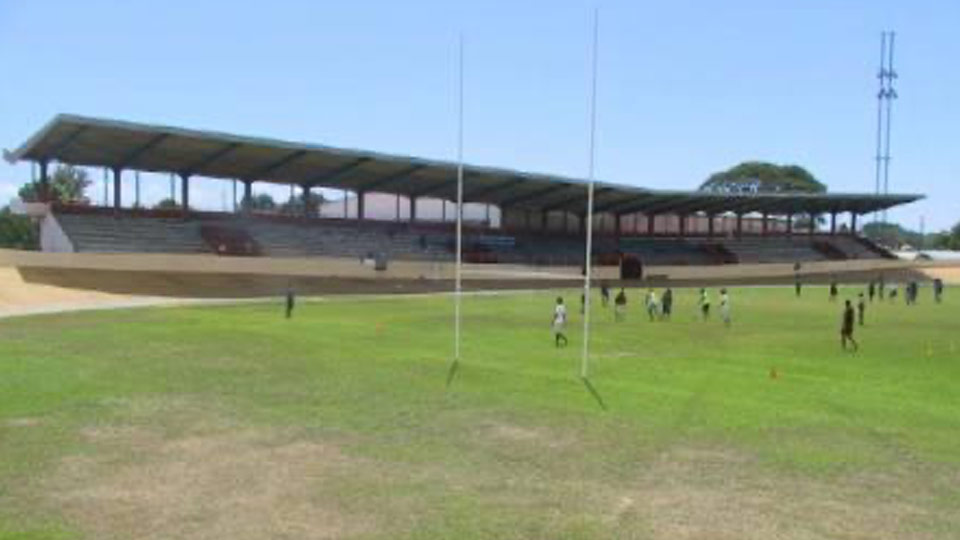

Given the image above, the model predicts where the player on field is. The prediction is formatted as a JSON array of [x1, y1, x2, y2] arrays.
[[614, 288, 627, 321], [934, 278, 944, 303], [829, 278, 838, 302], [794, 262, 802, 297], [841, 299, 859, 352], [720, 288, 731, 327], [645, 289, 660, 321], [857, 292, 866, 326], [878, 274, 886, 299], [661, 288, 673, 320], [600, 281, 610, 308], [868, 280, 876, 303], [285, 285, 296, 319], [552, 297, 568, 348], [698, 288, 711, 321], [889, 283, 899, 302]]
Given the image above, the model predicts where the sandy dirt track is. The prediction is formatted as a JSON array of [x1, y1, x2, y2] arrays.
[[0, 248, 956, 318]]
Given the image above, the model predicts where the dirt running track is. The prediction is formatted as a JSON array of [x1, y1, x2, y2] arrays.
[[0, 249, 956, 316]]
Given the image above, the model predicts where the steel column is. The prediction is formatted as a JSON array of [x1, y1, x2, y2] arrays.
[[180, 174, 190, 214], [113, 168, 122, 211], [39, 160, 50, 202]]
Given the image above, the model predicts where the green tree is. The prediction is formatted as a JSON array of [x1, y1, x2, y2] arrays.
[[934, 221, 960, 250], [279, 191, 324, 215], [18, 164, 93, 203], [154, 198, 180, 210], [248, 193, 277, 211], [0, 207, 38, 250], [700, 162, 826, 194]]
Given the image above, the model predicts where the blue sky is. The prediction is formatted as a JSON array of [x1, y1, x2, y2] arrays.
[[1, 0, 957, 230]]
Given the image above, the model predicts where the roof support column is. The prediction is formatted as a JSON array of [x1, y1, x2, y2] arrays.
[[851, 212, 859, 235], [615, 213, 622, 238], [357, 191, 366, 220], [808, 213, 816, 236], [38, 160, 50, 203], [113, 168, 122, 213], [410, 197, 417, 222], [395, 194, 401, 222], [735, 213, 743, 237], [679, 214, 687, 237], [343, 190, 348, 218], [242, 181, 253, 214], [830, 212, 837, 235], [301, 185, 312, 218], [647, 214, 655, 236], [762, 213, 769, 236], [707, 214, 715, 237], [134, 171, 141, 209], [786, 213, 793, 236], [180, 174, 190, 215]]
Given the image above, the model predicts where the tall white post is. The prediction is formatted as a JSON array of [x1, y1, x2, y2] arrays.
[[581, 8, 600, 379], [454, 34, 465, 365]]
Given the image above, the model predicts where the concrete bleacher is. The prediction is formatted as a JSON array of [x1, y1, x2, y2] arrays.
[[55, 213, 209, 254], [51, 207, 891, 266], [721, 236, 828, 264], [619, 237, 719, 265]]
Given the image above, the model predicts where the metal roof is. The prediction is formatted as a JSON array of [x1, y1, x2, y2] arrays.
[[4, 114, 922, 216]]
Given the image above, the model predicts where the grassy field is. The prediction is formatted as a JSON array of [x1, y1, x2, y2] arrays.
[[1, 285, 958, 539]]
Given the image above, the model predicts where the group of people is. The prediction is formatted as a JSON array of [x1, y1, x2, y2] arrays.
[[838, 275, 946, 353], [551, 284, 734, 347]]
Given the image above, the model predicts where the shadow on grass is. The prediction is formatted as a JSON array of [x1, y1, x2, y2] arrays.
[[445, 359, 460, 388], [581, 376, 607, 411]]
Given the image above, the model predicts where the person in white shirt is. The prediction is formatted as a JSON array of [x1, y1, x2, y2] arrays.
[[552, 297, 568, 348], [720, 288, 731, 327], [645, 289, 660, 321]]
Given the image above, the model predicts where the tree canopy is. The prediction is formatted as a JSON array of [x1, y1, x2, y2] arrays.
[[931, 221, 960, 251], [699, 162, 826, 194], [18, 164, 93, 203], [248, 193, 277, 211], [0, 207, 38, 250]]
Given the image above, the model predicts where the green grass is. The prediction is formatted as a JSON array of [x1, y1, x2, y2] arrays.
[[1, 286, 958, 539]]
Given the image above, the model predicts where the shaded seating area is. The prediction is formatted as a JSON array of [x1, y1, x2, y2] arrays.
[[200, 224, 260, 256]]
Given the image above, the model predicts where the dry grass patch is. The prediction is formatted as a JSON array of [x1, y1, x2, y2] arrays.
[[622, 446, 946, 540], [49, 425, 374, 540]]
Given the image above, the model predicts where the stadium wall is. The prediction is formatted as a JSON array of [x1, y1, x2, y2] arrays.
[[0, 249, 955, 300]]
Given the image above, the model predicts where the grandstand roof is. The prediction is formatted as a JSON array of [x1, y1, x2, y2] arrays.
[[5, 114, 922, 216]]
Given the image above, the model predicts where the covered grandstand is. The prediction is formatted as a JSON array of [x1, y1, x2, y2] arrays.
[[5, 114, 922, 267]]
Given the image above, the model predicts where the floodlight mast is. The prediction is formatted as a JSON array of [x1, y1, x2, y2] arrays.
[[881, 31, 897, 224], [873, 32, 886, 224], [581, 8, 599, 380]]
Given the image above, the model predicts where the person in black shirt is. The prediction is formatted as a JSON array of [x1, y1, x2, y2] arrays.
[[794, 262, 803, 297], [661, 288, 673, 320], [614, 288, 627, 322], [600, 281, 610, 308], [829, 277, 838, 302], [934, 278, 944, 303], [868, 280, 876, 303], [841, 299, 858, 352], [285, 285, 296, 319], [857, 293, 866, 326]]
